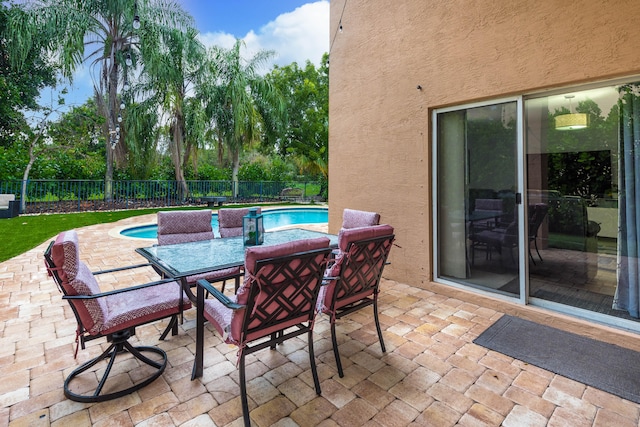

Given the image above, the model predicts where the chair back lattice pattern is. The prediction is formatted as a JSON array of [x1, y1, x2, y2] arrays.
[[334, 233, 394, 310], [238, 243, 332, 343], [320, 225, 395, 315]]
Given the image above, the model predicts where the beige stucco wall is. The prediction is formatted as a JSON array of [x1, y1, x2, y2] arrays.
[[328, 0, 640, 286]]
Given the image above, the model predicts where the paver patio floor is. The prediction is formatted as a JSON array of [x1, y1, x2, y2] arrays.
[[1, 214, 639, 426]]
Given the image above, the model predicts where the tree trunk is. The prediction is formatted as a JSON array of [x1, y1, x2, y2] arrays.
[[171, 114, 189, 200], [20, 136, 40, 213], [232, 148, 240, 198]]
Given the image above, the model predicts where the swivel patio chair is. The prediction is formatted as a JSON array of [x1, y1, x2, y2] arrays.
[[157, 209, 242, 293], [218, 206, 263, 237], [341, 208, 380, 230], [191, 237, 332, 427], [317, 224, 395, 377], [44, 230, 191, 403]]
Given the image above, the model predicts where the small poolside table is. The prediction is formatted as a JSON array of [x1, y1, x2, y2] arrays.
[[136, 228, 338, 302]]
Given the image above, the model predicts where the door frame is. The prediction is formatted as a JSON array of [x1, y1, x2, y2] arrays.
[[432, 96, 528, 303]]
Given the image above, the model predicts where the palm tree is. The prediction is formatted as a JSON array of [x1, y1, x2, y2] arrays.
[[199, 39, 286, 198], [137, 26, 206, 199], [8, 0, 193, 200]]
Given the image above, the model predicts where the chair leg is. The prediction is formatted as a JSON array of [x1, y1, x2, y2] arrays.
[[64, 332, 167, 403], [373, 298, 386, 353], [330, 320, 344, 378], [191, 286, 206, 380], [308, 329, 321, 395], [159, 315, 178, 340], [534, 239, 543, 262], [239, 353, 251, 427]]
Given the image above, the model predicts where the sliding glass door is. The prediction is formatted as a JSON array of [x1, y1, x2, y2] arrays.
[[435, 80, 640, 328], [434, 100, 522, 296], [525, 85, 639, 323]]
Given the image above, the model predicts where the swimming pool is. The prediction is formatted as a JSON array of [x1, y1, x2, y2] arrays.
[[120, 207, 328, 239]]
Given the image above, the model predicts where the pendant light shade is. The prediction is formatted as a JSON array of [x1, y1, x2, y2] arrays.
[[555, 95, 588, 130], [555, 113, 588, 130]]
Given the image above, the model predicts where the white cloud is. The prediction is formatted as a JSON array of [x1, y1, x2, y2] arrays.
[[198, 1, 329, 70]]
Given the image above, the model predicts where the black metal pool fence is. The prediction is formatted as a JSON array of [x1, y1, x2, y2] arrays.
[[0, 179, 323, 214]]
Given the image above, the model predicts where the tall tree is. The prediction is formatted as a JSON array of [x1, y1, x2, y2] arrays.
[[266, 54, 329, 188], [8, 0, 193, 199], [0, 2, 57, 148], [199, 39, 286, 197], [137, 26, 205, 199]]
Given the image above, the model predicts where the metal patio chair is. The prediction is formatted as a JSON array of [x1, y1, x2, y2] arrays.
[[317, 224, 395, 377], [44, 230, 191, 402], [191, 237, 332, 427]]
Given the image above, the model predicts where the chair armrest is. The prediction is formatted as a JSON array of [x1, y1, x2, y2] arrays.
[[92, 263, 155, 275], [62, 278, 177, 300], [196, 279, 245, 310]]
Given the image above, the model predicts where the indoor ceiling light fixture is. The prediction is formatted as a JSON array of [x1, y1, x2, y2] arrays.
[[555, 95, 588, 130]]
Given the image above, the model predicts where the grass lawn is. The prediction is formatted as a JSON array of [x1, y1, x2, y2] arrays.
[[0, 209, 170, 263], [0, 203, 300, 263]]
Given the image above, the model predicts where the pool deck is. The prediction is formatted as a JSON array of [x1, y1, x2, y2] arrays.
[[1, 214, 639, 426]]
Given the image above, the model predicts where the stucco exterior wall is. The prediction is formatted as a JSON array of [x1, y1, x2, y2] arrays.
[[328, 0, 640, 286]]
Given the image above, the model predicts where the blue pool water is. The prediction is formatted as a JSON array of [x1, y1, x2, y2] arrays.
[[120, 207, 328, 239]]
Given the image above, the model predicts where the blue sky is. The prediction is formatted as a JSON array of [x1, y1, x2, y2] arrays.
[[41, 1, 329, 115], [183, 0, 329, 67]]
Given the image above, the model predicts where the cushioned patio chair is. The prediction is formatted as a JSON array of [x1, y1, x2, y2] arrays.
[[317, 224, 395, 377], [218, 206, 263, 238], [157, 209, 242, 293], [341, 208, 380, 230], [191, 237, 332, 427], [44, 230, 191, 403]]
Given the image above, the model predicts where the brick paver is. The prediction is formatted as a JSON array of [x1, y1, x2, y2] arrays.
[[1, 214, 639, 426]]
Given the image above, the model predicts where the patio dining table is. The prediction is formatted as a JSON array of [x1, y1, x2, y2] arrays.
[[136, 228, 338, 302]]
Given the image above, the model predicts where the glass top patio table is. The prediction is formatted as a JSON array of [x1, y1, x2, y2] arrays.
[[136, 228, 338, 280]]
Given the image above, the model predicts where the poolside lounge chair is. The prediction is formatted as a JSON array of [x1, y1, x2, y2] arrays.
[[44, 230, 190, 402], [192, 237, 332, 426], [317, 224, 395, 377]]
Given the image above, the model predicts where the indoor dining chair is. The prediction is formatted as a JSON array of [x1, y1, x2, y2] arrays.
[[317, 224, 395, 377], [191, 237, 332, 427], [157, 209, 242, 293], [44, 229, 190, 402]]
